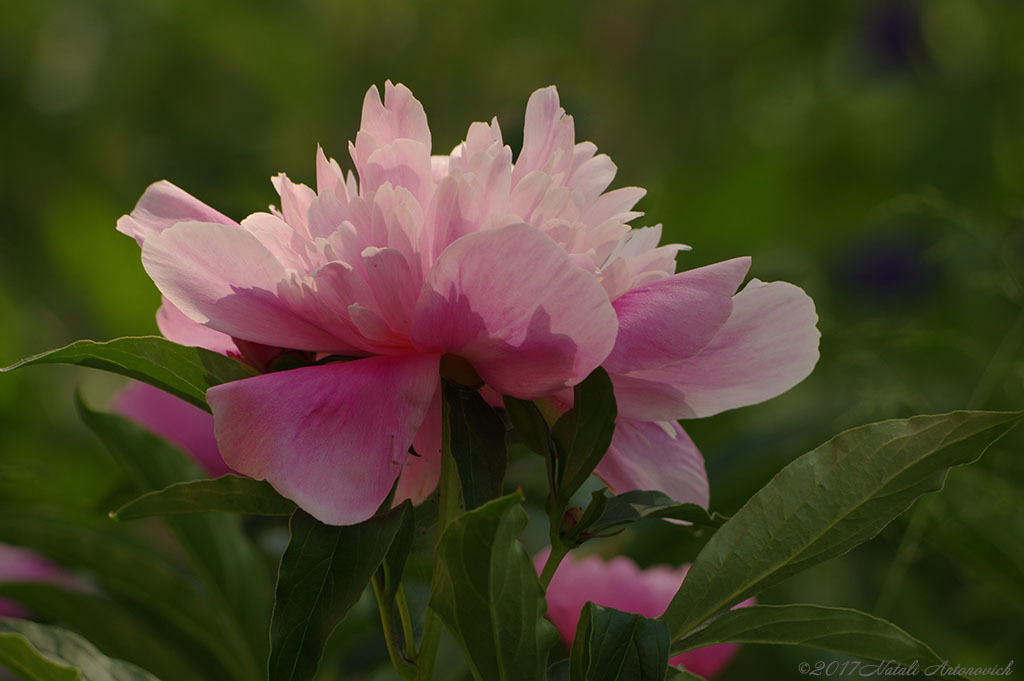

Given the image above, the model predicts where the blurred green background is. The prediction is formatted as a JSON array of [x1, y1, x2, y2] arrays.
[[1, 0, 1022, 678]]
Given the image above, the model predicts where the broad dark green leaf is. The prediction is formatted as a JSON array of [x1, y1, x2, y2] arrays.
[[503, 396, 555, 459], [664, 669, 706, 681], [585, 490, 726, 537], [662, 410, 1024, 640], [78, 399, 269, 673], [547, 660, 570, 681], [429, 492, 559, 681], [269, 503, 410, 681], [0, 583, 205, 681], [0, 512, 246, 681], [569, 603, 668, 681], [444, 380, 507, 510], [551, 368, 616, 504], [671, 605, 966, 681], [112, 475, 296, 520], [0, 618, 160, 681], [1, 336, 257, 411]]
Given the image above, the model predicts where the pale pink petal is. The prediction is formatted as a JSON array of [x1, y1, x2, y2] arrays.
[[207, 354, 440, 526], [634, 279, 820, 418], [411, 223, 618, 399], [115, 382, 230, 477], [362, 138, 435, 209], [361, 81, 432, 151], [513, 86, 575, 184], [423, 175, 483, 262], [270, 173, 316, 240], [581, 186, 645, 230], [116, 181, 236, 244], [361, 247, 418, 336], [595, 420, 709, 507], [316, 145, 352, 202], [156, 298, 237, 355], [142, 221, 347, 352], [604, 257, 751, 374], [568, 149, 617, 205], [537, 551, 751, 677], [393, 384, 442, 505], [610, 374, 692, 420]]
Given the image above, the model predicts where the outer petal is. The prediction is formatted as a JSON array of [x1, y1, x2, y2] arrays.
[[594, 419, 709, 507], [207, 354, 440, 525], [536, 550, 752, 678], [114, 382, 229, 477], [411, 223, 618, 399], [116, 180, 236, 244], [633, 279, 820, 418], [604, 257, 751, 374], [393, 384, 442, 505], [156, 297, 237, 355], [142, 221, 347, 352]]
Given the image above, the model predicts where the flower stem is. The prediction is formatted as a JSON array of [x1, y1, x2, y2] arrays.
[[396, 585, 416, 655], [372, 573, 416, 680], [539, 539, 570, 589], [415, 393, 462, 681]]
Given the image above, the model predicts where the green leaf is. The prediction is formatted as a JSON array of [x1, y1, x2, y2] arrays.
[[569, 603, 669, 681], [551, 368, 616, 504], [443, 380, 508, 510], [0, 583, 206, 681], [547, 660, 570, 681], [269, 503, 410, 681], [664, 669, 706, 681], [661, 410, 1024, 640], [671, 605, 967, 681], [584, 490, 726, 537], [503, 396, 555, 459], [1, 336, 257, 411], [429, 492, 559, 681], [0, 511, 247, 681], [0, 617, 161, 681], [78, 399, 270, 674], [112, 475, 296, 520]]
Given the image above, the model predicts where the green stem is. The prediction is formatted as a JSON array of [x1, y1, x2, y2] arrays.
[[415, 394, 462, 681], [539, 540, 570, 589], [372, 574, 416, 680], [396, 585, 416, 656]]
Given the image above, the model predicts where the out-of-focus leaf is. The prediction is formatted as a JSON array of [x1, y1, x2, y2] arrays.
[[547, 659, 570, 681], [78, 399, 269, 673], [112, 475, 296, 520], [664, 668, 706, 681], [0, 617, 161, 681], [0, 511, 246, 681], [662, 410, 1024, 640], [503, 396, 554, 459], [269, 503, 410, 681], [671, 605, 965, 680], [1, 336, 256, 411], [569, 602, 669, 681], [429, 492, 558, 681], [0, 583, 204, 681], [444, 381, 508, 510], [551, 368, 616, 504]]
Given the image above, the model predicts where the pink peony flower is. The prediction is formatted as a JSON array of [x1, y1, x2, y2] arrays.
[[113, 382, 231, 478], [536, 548, 754, 678], [118, 82, 622, 525], [0, 544, 75, 618]]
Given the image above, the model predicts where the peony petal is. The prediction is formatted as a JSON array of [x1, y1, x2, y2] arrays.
[[411, 223, 618, 399], [142, 221, 347, 352], [393, 384, 442, 505], [156, 297, 237, 355], [595, 419, 709, 507], [610, 373, 692, 420], [115, 382, 230, 477], [362, 138, 435, 210], [117, 180, 236, 244], [635, 279, 820, 418], [207, 354, 440, 526], [513, 86, 575, 185], [603, 257, 751, 374]]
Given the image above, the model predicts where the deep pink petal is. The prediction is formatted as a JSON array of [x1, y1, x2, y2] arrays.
[[115, 382, 229, 477], [537, 551, 752, 678], [393, 384, 442, 505], [634, 279, 820, 418], [207, 354, 440, 525], [595, 420, 709, 507], [156, 298, 237, 356], [142, 221, 347, 352], [117, 181, 236, 244], [604, 257, 751, 374], [411, 223, 618, 399]]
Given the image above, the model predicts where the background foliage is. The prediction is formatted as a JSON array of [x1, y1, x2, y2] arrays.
[[1, 0, 1022, 678]]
